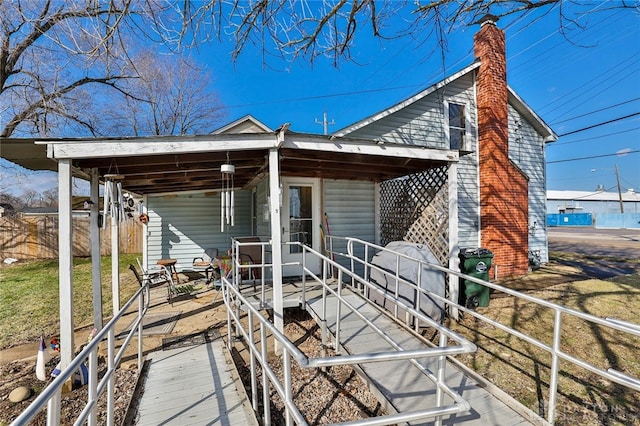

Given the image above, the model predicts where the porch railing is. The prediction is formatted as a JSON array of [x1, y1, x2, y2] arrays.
[[11, 280, 150, 426], [225, 239, 477, 426], [324, 236, 640, 425]]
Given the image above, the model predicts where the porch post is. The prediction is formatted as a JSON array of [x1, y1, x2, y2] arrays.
[[90, 169, 103, 329], [58, 159, 75, 371], [268, 147, 284, 353], [448, 162, 460, 320], [111, 194, 120, 315], [142, 194, 148, 269]]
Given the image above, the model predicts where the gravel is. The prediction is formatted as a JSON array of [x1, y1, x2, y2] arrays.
[[0, 357, 137, 425], [231, 307, 386, 425]]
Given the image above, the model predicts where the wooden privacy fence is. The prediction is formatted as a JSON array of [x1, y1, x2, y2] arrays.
[[0, 216, 142, 259]]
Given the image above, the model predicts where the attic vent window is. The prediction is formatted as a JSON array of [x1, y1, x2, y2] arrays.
[[447, 102, 466, 150]]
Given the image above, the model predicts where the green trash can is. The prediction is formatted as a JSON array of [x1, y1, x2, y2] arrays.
[[459, 248, 493, 308]]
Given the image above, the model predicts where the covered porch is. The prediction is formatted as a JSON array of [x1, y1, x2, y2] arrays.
[[39, 126, 460, 372]]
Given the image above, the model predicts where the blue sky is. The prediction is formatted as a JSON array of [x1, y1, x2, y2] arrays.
[[2, 3, 639, 197]]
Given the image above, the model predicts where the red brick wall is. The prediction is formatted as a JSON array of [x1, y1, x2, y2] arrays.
[[475, 19, 529, 278]]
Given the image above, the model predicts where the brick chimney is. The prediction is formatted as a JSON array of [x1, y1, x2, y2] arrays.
[[475, 15, 529, 278]]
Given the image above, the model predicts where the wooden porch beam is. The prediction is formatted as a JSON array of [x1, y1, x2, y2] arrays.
[[46, 135, 278, 159], [282, 135, 459, 162], [90, 169, 103, 329]]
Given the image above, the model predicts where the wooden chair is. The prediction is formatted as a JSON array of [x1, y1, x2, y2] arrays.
[[129, 262, 170, 288]]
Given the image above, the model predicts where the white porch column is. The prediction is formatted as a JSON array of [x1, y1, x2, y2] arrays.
[[58, 159, 75, 369], [111, 194, 120, 315], [90, 169, 103, 329], [268, 148, 284, 352], [448, 162, 460, 320], [142, 194, 148, 269]]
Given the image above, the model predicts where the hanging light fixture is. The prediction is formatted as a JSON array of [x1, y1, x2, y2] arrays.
[[103, 174, 125, 229], [220, 154, 235, 232]]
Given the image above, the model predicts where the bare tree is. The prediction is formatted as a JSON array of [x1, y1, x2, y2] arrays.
[[101, 52, 225, 136], [1, 1, 226, 139], [161, 0, 636, 66], [0, 1, 138, 137], [1, 0, 635, 138]]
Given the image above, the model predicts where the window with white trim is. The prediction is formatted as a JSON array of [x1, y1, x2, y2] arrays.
[[446, 102, 467, 150]]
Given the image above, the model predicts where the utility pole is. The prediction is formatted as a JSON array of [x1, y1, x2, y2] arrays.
[[615, 164, 624, 214], [315, 110, 335, 135]]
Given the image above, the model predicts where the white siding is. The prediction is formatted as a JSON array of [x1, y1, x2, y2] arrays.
[[343, 73, 480, 249], [509, 105, 549, 262], [147, 191, 252, 270], [324, 179, 376, 273], [347, 74, 476, 149], [255, 179, 271, 236]]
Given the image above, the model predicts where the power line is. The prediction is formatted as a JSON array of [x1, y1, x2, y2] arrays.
[[547, 62, 640, 121], [558, 112, 640, 137], [221, 83, 423, 110], [547, 149, 640, 164], [550, 126, 640, 146], [551, 97, 640, 125]]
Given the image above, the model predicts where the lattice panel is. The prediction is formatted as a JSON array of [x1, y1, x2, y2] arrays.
[[404, 188, 449, 264], [379, 166, 449, 265]]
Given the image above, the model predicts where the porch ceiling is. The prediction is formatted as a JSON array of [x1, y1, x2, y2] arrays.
[[3, 132, 457, 196], [74, 149, 269, 195], [73, 148, 449, 195]]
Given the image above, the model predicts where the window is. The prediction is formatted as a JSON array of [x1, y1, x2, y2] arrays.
[[288, 185, 313, 253], [447, 102, 466, 150]]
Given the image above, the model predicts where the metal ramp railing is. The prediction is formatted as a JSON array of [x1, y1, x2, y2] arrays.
[[328, 236, 640, 425], [11, 279, 150, 426], [224, 239, 477, 426]]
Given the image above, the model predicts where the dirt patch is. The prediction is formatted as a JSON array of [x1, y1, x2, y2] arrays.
[[0, 356, 136, 426], [230, 307, 385, 424]]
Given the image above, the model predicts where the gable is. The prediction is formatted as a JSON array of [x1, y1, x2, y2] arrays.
[[336, 61, 557, 146], [212, 114, 272, 134], [339, 70, 477, 149], [335, 62, 481, 140]]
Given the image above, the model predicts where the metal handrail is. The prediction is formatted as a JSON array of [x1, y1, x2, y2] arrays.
[[224, 241, 477, 426], [330, 236, 640, 425], [11, 280, 150, 426]]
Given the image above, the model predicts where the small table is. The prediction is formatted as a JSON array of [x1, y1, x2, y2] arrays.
[[157, 258, 179, 284]]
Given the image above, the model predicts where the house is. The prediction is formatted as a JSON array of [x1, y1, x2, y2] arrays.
[[0, 15, 556, 370], [0, 203, 15, 217], [142, 16, 557, 280], [336, 15, 557, 277]]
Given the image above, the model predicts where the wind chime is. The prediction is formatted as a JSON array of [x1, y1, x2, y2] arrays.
[[220, 155, 235, 232], [102, 174, 125, 229]]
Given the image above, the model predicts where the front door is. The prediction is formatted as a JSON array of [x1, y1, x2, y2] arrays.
[[281, 177, 321, 276]]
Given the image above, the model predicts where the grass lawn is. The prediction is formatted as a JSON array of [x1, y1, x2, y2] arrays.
[[449, 262, 640, 426], [0, 254, 141, 349]]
